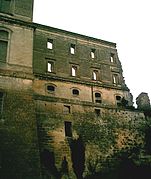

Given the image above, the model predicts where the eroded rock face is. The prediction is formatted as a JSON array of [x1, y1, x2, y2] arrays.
[[136, 92, 151, 110]]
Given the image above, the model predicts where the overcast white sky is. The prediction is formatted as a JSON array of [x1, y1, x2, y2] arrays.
[[33, 0, 151, 105]]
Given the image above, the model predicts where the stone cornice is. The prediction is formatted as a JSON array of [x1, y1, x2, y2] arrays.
[[34, 73, 129, 91], [33, 93, 138, 112], [0, 68, 34, 80], [0, 15, 35, 29]]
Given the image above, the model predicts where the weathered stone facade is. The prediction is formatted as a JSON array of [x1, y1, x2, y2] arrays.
[[0, 0, 151, 178]]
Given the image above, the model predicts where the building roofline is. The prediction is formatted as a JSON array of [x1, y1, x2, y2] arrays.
[[33, 22, 116, 47], [0, 14, 116, 47]]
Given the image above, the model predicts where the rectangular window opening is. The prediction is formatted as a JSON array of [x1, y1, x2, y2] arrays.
[[64, 121, 72, 137], [70, 44, 75, 54], [95, 99, 102, 103], [116, 95, 122, 107], [47, 39, 53, 49], [92, 71, 98, 80], [95, 109, 101, 117], [113, 74, 119, 84], [110, 53, 116, 63], [113, 75, 116, 84], [71, 66, 77, 76], [63, 105, 71, 114], [91, 49, 95, 59], [47, 61, 53, 72]]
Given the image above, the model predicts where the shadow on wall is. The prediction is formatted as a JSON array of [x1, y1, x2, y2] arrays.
[[41, 149, 70, 179], [41, 149, 61, 179], [68, 136, 85, 179]]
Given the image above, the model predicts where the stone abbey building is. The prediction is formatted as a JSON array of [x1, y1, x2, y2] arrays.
[[0, 1, 151, 179]]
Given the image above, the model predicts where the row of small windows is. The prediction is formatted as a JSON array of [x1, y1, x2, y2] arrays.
[[71, 66, 120, 84], [0, 28, 117, 64], [47, 61, 120, 84], [47, 85, 124, 107], [47, 39, 116, 63], [47, 84, 102, 103], [47, 85, 80, 96], [47, 85, 79, 96], [0, 28, 116, 65]]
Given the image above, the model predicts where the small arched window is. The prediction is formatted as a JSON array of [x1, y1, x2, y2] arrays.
[[47, 85, 55, 92], [0, 29, 9, 63], [72, 89, 79, 96], [95, 92, 102, 103], [116, 96, 121, 101], [95, 93, 101, 98]]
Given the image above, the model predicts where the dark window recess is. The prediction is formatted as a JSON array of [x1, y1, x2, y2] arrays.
[[72, 89, 79, 95], [116, 95, 122, 107], [0, 30, 9, 39], [0, 41, 7, 62], [95, 99, 102, 103], [70, 44, 75, 54], [63, 105, 71, 114], [91, 49, 95, 58], [95, 93, 101, 98], [0, 92, 4, 116], [95, 93, 102, 103], [95, 109, 101, 117], [0, 30, 9, 63], [64, 121, 72, 137], [47, 85, 55, 92], [47, 39, 53, 49], [116, 96, 121, 101]]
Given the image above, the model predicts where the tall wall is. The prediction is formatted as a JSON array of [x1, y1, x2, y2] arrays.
[[0, 90, 41, 178], [35, 98, 146, 178], [33, 28, 123, 85], [0, 8, 41, 179], [32, 25, 145, 178], [33, 27, 133, 108], [0, 1, 150, 178]]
